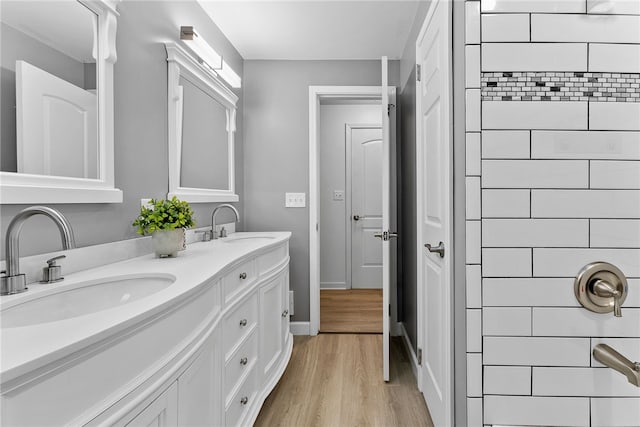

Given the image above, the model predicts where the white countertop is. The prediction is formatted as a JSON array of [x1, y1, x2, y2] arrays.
[[0, 232, 291, 384]]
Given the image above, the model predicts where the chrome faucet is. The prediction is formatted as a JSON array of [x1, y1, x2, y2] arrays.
[[210, 204, 240, 240], [1, 206, 76, 295], [594, 344, 640, 387]]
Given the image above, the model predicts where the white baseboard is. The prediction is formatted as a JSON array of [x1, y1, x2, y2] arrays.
[[290, 321, 310, 335], [400, 322, 419, 382], [392, 321, 402, 337], [320, 282, 347, 289]]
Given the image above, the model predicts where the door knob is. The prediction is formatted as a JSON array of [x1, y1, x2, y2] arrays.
[[374, 231, 398, 240], [353, 215, 361, 221], [425, 242, 445, 257]]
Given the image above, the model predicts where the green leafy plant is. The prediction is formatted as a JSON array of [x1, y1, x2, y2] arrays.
[[133, 196, 195, 235]]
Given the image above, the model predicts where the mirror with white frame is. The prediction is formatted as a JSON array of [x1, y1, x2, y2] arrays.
[[0, 0, 121, 204], [166, 42, 238, 203]]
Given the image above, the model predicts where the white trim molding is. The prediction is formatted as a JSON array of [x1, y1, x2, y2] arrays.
[[0, 0, 123, 204], [165, 43, 239, 203], [400, 322, 420, 382], [289, 321, 310, 336]]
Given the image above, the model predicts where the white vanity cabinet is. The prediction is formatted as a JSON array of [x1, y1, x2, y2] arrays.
[[177, 328, 222, 427], [125, 382, 179, 427], [259, 272, 288, 383], [0, 233, 292, 427]]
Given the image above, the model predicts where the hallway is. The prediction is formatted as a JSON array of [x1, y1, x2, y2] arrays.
[[254, 334, 433, 427], [320, 289, 383, 333]]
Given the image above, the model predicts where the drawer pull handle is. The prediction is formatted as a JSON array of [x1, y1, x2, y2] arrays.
[[239, 272, 247, 280], [282, 309, 289, 317], [240, 357, 248, 366], [239, 318, 248, 327], [240, 396, 249, 405]]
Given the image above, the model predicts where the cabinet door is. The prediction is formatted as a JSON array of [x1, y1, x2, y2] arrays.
[[126, 382, 178, 427], [178, 329, 222, 427], [281, 271, 290, 348], [259, 275, 284, 382]]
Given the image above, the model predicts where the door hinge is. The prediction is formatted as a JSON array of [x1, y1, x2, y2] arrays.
[[416, 64, 421, 82], [417, 347, 423, 366], [388, 304, 391, 317], [386, 103, 395, 116]]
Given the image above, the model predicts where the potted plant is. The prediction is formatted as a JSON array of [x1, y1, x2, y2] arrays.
[[133, 196, 195, 257]]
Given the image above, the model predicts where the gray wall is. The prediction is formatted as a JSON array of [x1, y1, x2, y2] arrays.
[[319, 103, 381, 288], [0, 0, 244, 259], [397, 1, 430, 353], [243, 60, 399, 322]]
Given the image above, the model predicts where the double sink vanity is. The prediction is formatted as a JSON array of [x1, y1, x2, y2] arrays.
[[0, 1, 293, 425], [1, 232, 292, 426]]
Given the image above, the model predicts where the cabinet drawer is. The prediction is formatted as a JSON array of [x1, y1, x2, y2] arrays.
[[225, 365, 257, 427], [257, 245, 288, 276], [223, 260, 257, 304], [223, 292, 258, 359], [224, 329, 258, 397]]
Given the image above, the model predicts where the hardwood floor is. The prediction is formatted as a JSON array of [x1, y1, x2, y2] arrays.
[[320, 289, 382, 333], [254, 334, 434, 427]]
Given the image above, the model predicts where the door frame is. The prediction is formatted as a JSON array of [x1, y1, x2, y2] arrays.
[[308, 86, 396, 336], [345, 123, 383, 290]]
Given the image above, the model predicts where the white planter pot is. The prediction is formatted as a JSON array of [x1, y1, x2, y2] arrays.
[[152, 229, 184, 258]]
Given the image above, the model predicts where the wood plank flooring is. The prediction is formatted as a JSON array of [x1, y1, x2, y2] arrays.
[[255, 334, 433, 427], [320, 289, 382, 333]]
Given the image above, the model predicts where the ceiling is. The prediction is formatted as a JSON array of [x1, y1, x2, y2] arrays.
[[197, 0, 423, 60]]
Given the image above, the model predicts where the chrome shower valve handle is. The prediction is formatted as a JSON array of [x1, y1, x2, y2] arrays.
[[574, 262, 628, 317]]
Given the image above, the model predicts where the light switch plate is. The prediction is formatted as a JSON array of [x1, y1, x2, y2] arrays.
[[285, 192, 306, 208], [333, 190, 345, 201]]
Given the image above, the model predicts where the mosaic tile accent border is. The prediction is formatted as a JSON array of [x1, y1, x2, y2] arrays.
[[481, 72, 640, 102]]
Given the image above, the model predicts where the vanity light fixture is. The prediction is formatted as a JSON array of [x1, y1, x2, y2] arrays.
[[180, 26, 222, 70], [179, 26, 241, 88], [218, 59, 242, 88]]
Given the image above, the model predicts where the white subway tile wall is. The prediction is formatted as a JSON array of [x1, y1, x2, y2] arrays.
[[589, 43, 640, 73], [481, 0, 585, 14], [466, 0, 640, 424], [466, 132, 482, 175], [482, 101, 588, 129], [482, 131, 530, 159], [484, 396, 590, 426], [531, 131, 640, 160], [532, 367, 640, 397], [531, 14, 640, 43], [481, 14, 530, 42], [590, 398, 640, 427], [484, 366, 532, 395], [482, 43, 588, 71], [590, 102, 640, 131], [481, 189, 530, 217]]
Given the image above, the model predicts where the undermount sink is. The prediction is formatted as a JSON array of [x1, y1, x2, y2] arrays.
[[1, 274, 175, 328], [222, 234, 278, 243]]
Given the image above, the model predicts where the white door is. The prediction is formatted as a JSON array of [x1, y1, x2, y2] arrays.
[[381, 56, 392, 382], [16, 60, 98, 178], [416, 1, 453, 426], [349, 124, 383, 289]]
